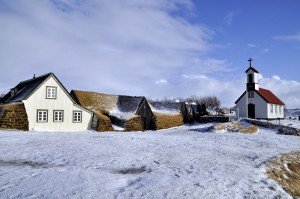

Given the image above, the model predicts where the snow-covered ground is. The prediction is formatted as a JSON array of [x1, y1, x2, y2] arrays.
[[0, 124, 299, 198], [269, 118, 300, 129]]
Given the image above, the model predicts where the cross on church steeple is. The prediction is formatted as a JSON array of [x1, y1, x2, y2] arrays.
[[248, 58, 253, 67]]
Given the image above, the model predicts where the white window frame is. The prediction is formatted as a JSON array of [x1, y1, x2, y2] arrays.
[[37, 110, 48, 123], [279, 106, 282, 114], [73, 111, 82, 123], [275, 105, 278, 114], [53, 110, 64, 122], [46, 86, 57, 99], [270, 104, 273, 113]]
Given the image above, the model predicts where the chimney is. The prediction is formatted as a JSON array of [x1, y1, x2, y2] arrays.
[[33, 74, 36, 79]]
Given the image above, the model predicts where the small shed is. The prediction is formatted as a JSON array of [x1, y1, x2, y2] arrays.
[[149, 101, 190, 129], [70, 90, 155, 131]]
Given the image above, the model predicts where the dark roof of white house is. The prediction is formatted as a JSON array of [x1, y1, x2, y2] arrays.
[[0, 73, 52, 103]]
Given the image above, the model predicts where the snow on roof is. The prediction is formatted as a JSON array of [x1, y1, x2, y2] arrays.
[[148, 101, 182, 115], [71, 90, 144, 120]]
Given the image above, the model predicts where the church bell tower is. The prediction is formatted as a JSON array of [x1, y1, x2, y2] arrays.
[[245, 58, 259, 92]]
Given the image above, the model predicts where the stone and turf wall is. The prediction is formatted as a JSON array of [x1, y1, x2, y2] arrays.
[[0, 103, 29, 131], [154, 113, 184, 130], [125, 116, 144, 131], [92, 111, 113, 132], [243, 118, 300, 136]]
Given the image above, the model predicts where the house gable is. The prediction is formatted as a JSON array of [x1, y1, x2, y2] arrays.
[[25, 74, 92, 113], [135, 98, 154, 117], [21, 74, 92, 131], [235, 91, 246, 104], [235, 89, 284, 106]]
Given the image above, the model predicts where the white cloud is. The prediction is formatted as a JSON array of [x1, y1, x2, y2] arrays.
[[0, 1, 299, 109], [160, 74, 300, 109], [260, 76, 300, 109], [0, 0, 230, 97], [155, 79, 168, 85], [223, 11, 235, 26], [272, 75, 280, 80], [259, 48, 270, 55], [274, 32, 300, 42], [247, 44, 256, 48]]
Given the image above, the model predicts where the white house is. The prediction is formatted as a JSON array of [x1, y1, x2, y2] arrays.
[[0, 73, 93, 131], [235, 59, 285, 119]]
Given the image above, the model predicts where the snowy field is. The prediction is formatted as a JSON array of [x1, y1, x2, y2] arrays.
[[269, 118, 300, 129], [0, 124, 299, 199]]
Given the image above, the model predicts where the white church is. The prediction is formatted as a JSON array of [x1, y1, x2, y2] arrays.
[[235, 59, 285, 120]]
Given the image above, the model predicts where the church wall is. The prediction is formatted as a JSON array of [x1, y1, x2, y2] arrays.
[[236, 93, 247, 118], [267, 104, 284, 119], [250, 92, 268, 119], [235, 91, 268, 119]]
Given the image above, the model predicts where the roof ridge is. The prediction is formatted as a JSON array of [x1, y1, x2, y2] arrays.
[[18, 72, 52, 85], [245, 66, 259, 73], [72, 89, 144, 98]]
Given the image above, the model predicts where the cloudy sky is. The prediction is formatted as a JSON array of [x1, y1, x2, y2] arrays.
[[0, 0, 299, 108]]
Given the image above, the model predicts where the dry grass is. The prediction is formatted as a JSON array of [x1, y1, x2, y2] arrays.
[[154, 113, 184, 130], [125, 116, 144, 131], [240, 125, 259, 134], [93, 111, 113, 132], [0, 103, 29, 131], [266, 152, 300, 197], [72, 90, 118, 112], [213, 121, 258, 134]]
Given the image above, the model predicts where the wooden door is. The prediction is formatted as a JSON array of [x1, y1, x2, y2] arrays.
[[248, 103, 255, 119]]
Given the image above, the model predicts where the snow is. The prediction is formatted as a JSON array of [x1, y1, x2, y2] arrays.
[[0, 124, 299, 198], [112, 124, 125, 131], [109, 108, 136, 120], [269, 118, 300, 129]]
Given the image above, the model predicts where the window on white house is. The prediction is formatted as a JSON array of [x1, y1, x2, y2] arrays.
[[46, 87, 57, 99], [270, 104, 273, 113], [37, 110, 48, 122], [279, 106, 281, 114], [248, 91, 254, 98], [275, 105, 278, 114], [54, 110, 63, 122], [73, 111, 82, 123]]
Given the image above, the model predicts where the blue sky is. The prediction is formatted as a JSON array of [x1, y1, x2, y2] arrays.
[[191, 0, 300, 80], [0, 0, 299, 108]]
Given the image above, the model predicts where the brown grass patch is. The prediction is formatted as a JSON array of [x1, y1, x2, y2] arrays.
[[266, 152, 300, 197], [240, 125, 259, 134], [0, 103, 29, 131], [154, 113, 184, 130], [213, 121, 258, 134], [125, 116, 144, 131], [93, 111, 113, 132], [72, 90, 117, 112]]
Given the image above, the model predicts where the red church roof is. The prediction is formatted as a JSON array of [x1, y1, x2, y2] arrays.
[[256, 88, 285, 105], [245, 66, 259, 73], [235, 88, 284, 105]]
